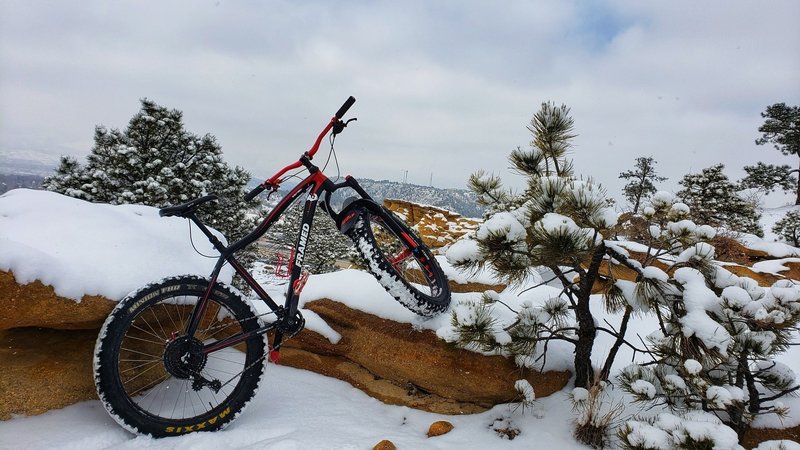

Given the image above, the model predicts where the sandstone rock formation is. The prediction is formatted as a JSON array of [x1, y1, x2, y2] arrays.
[[281, 299, 570, 414], [427, 420, 454, 437], [0, 271, 569, 419], [383, 198, 480, 250], [0, 271, 115, 331]]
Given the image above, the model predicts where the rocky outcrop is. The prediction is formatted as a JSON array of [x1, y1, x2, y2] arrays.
[[0, 271, 115, 330], [0, 327, 98, 419], [281, 299, 570, 413], [0, 271, 569, 419], [383, 199, 480, 249]]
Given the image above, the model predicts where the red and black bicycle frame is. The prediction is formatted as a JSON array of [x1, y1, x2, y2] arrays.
[[179, 110, 386, 362]]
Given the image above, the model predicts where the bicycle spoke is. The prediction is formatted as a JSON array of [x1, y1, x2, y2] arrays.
[[120, 359, 161, 374], [98, 277, 267, 433], [122, 333, 165, 347]]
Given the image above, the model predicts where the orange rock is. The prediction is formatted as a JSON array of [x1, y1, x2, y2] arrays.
[[383, 199, 481, 250], [372, 440, 397, 450], [280, 299, 570, 414], [427, 420, 454, 437], [0, 327, 98, 419], [0, 271, 115, 331]]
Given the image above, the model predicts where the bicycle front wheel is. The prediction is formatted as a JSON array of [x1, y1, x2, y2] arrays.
[[347, 207, 451, 316], [94, 276, 266, 437]]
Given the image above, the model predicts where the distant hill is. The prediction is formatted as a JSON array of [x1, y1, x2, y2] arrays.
[[248, 177, 485, 218], [328, 178, 485, 218], [0, 151, 58, 177], [0, 174, 45, 194]]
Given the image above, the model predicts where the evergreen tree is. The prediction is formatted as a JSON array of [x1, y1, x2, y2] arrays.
[[444, 102, 800, 442], [447, 102, 623, 389], [755, 103, 800, 204], [677, 164, 763, 237], [618, 256, 800, 438], [739, 162, 795, 195], [42, 99, 257, 244], [619, 156, 667, 214], [264, 200, 354, 274], [772, 210, 800, 247]]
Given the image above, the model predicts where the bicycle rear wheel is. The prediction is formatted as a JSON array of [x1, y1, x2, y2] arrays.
[[94, 276, 266, 437], [346, 207, 451, 316]]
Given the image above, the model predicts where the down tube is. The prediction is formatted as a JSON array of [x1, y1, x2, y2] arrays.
[[284, 184, 321, 318]]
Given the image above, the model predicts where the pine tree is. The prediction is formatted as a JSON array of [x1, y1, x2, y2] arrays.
[[447, 102, 622, 389], [739, 162, 795, 195], [617, 257, 800, 438], [677, 164, 763, 237], [444, 102, 800, 442], [772, 210, 800, 247], [755, 103, 800, 204], [42, 99, 259, 293], [619, 156, 667, 214], [42, 99, 257, 243]]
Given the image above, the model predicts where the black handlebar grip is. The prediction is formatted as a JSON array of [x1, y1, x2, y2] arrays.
[[244, 184, 266, 201], [335, 96, 356, 119]]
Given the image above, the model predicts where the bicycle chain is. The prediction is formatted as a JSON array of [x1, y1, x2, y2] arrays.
[[190, 307, 303, 391]]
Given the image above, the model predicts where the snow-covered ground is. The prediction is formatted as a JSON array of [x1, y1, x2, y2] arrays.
[[2, 362, 585, 450], [2, 189, 800, 449]]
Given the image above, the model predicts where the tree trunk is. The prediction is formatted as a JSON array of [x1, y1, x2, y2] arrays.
[[599, 306, 632, 381], [796, 158, 800, 205], [574, 298, 596, 388], [573, 244, 606, 388]]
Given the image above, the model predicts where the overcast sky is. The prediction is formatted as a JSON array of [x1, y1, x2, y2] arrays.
[[1, 0, 799, 203]]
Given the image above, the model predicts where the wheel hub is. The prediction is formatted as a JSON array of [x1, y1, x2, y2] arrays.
[[163, 336, 207, 379]]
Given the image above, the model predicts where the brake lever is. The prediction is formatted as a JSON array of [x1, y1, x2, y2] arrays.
[[265, 181, 280, 201], [332, 117, 357, 135]]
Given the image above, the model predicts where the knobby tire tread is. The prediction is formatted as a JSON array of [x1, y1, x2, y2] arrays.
[[346, 208, 451, 317], [94, 276, 266, 437]]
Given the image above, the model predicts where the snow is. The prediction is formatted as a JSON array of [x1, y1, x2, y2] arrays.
[[0, 189, 232, 301], [476, 210, 527, 242], [675, 242, 715, 264], [514, 379, 536, 403], [684, 359, 703, 375], [652, 191, 675, 207], [753, 258, 800, 274], [746, 241, 800, 258], [5, 189, 800, 447], [630, 379, 657, 399], [1, 364, 590, 449], [673, 268, 731, 355], [444, 238, 481, 264], [755, 441, 800, 450], [641, 266, 669, 282], [571, 387, 589, 403]]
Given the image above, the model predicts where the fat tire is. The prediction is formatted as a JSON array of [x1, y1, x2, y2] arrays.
[[346, 208, 451, 316], [94, 276, 266, 437]]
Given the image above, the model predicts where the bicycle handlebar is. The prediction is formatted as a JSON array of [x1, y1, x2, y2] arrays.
[[246, 96, 356, 200], [335, 96, 356, 119], [243, 184, 266, 202]]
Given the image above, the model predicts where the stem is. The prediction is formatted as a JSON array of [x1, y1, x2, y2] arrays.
[[599, 305, 633, 380]]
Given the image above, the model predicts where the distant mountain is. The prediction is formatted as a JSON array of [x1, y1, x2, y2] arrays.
[[327, 178, 485, 218], [0, 173, 45, 194], [247, 177, 485, 217], [0, 151, 59, 177]]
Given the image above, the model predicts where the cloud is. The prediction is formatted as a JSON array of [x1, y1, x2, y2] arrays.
[[1, 0, 798, 204]]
